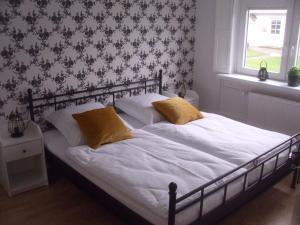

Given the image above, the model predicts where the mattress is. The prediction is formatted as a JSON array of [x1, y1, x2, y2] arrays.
[[44, 129, 246, 225], [143, 112, 294, 184]]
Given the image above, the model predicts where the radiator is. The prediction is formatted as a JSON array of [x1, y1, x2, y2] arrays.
[[248, 93, 300, 135]]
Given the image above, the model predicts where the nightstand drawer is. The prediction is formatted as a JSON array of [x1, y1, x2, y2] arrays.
[[3, 140, 42, 162]]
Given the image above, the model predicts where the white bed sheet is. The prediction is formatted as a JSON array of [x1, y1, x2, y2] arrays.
[[44, 129, 246, 225], [143, 112, 293, 184]]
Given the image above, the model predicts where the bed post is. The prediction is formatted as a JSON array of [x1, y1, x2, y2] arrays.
[[168, 182, 177, 225], [27, 89, 35, 122], [158, 69, 163, 94]]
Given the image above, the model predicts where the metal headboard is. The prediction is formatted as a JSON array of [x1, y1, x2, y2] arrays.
[[28, 70, 163, 122]]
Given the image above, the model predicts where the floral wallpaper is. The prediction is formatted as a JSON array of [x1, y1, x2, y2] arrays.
[[0, 0, 195, 119]]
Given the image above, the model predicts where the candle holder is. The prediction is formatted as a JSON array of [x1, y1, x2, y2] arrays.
[[8, 109, 26, 138]]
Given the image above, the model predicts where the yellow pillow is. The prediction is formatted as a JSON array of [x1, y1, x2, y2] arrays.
[[72, 106, 134, 149], [152, 97, 203, 125]]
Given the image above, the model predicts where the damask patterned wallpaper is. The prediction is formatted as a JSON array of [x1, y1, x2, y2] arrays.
[[0, 0, 195, 119]]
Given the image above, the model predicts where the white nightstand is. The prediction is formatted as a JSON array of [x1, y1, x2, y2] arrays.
[[0, 121, 48, 196], [184, 90, 200, 108], [163, 90, 200, 108]]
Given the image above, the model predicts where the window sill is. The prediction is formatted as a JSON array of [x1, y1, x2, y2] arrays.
[[217, 73, 300, 94]]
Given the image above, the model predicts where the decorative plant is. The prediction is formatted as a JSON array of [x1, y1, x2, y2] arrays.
[[288, 67, 300, 87], [289, 67, 300, 75]]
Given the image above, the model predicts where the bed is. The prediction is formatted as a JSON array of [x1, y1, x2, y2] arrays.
[[27, 70, 300, 225]]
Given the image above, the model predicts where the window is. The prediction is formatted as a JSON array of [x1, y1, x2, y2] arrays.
[[244, 10, 286, 73], [271, 19, 281, 34], [214, 0, 300, 80], [234, 0, 300, 81]]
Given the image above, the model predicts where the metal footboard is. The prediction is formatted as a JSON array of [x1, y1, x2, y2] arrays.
[[168, 132, 300, 225]]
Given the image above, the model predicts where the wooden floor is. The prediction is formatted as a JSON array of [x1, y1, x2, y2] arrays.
[[0, 173, 299, 225]]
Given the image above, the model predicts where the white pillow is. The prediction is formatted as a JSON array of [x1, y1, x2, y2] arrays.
[[115, 93, 169, 125], [46, 102, 104, 146]]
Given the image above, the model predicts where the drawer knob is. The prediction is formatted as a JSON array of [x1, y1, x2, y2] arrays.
[[22, 149, 27, 153]]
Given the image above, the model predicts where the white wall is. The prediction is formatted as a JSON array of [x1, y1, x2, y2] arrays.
[[193, 0, 221, 113]]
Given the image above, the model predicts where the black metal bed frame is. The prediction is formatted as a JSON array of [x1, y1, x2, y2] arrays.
[[27, 69, 300, 225], [27, 70, 163, 122]]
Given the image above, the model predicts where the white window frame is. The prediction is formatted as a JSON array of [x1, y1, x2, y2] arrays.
[[288, 0, 300, 69], [234, 0, 295, 81], [296, 32, 300, 67]]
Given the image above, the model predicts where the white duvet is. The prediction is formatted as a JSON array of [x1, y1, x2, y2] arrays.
[[143, 112, 292, 168], [66, 129, 245, 225]]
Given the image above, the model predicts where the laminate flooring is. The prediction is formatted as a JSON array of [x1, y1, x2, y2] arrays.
[[0, 173, 299, 225]]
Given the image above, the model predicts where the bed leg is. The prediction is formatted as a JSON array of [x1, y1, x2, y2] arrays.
[[291, 145, 300, 189], [168, 182, 177, 225], [291, 168, 299, 189]]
